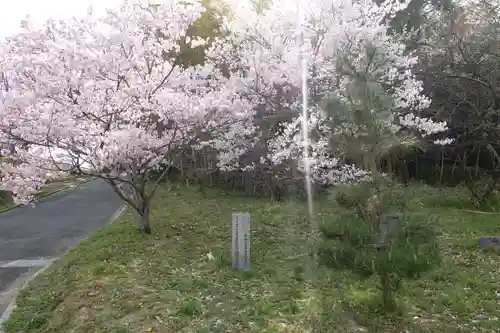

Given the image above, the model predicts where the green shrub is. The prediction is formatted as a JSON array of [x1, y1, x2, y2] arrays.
[[318, 182, 441, 312]]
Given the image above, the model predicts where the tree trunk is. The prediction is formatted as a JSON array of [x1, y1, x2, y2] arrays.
[[108, 179, 152, 234], [380, 273, 396, 312], [131, 206, 151, 234], [197, 177, 206, 197]]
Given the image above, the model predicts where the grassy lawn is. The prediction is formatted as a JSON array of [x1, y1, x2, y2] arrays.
[[2, 185, 499, 333], [36, 175, 90, 198], [0, 200, 12, 211], [0, 175, 90, 211]]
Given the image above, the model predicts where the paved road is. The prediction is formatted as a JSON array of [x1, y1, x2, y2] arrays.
[[0, 178, 123, 318]]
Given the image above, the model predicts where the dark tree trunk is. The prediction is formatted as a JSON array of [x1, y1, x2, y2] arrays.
[[380, 274, 396, 311], [131, 205, 151, 234]]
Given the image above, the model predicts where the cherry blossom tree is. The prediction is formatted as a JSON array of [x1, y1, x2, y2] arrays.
[[205, 0, 452, 187], [0, 0, 249, 233], [0, 0, 457, 234], [203, 0, 450, 309]]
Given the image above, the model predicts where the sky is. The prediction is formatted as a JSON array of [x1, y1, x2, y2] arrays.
[[0, 0, 124, 38]]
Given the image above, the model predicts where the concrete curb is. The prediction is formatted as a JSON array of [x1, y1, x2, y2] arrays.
[[0, 202, 126, 332], [0, 177, 96, 214], [108, 205, 127, 225], [0, 263, 52, 331]]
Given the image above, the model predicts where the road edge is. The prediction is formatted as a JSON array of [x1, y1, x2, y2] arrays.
[[0, 264, 52, 330], [0, 177, 96, 214], [0, 203, 126, 332]]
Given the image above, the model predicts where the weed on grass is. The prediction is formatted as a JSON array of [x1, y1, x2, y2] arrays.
[[2, 185, 499, 333]]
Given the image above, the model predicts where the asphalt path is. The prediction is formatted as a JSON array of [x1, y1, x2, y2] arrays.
[[0, 178, 123, 319]]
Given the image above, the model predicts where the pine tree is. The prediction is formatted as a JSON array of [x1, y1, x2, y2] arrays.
[[317, 53, 441, 311]]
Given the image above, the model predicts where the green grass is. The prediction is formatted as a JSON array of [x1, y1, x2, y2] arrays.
[[0, 199, 11, 211], [0, 175, 89, 210], [2, 185, 499, 333]]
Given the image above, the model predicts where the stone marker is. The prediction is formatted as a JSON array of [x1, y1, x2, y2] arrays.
[[232, 212, 250, 269], [477, 236, 500, 248]]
